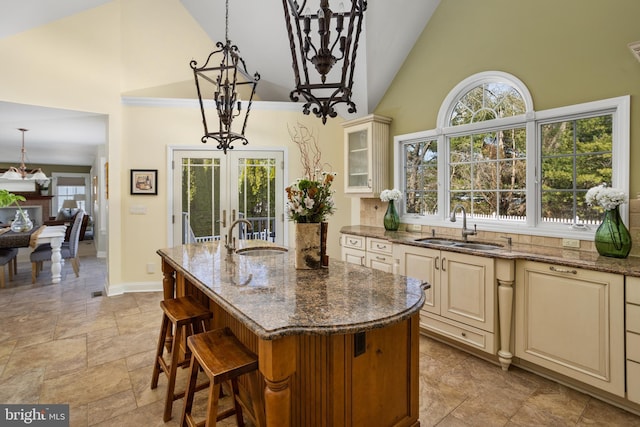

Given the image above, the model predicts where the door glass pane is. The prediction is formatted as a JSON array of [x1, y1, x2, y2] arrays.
[[237, 157, 277, 242], [181, 158, 220, 243], [348, 129, 368, 187]]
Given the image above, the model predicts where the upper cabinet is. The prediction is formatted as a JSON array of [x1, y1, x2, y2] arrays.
[[342, 114, 392, 197]]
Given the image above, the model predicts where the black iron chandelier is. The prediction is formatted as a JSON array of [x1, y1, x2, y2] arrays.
[[190, 0, 260, 153], [282, 0, 367, 123]]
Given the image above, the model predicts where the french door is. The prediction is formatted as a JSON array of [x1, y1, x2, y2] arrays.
[[172, 149, 285, 247]]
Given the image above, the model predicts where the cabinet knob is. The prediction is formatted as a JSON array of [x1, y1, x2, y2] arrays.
[[434, 256, 440, 270]]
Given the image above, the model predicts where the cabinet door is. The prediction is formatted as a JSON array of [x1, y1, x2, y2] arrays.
[[441, 252, 495, 332], [515, 261, 625, 396], [395, 245, 439, 315], [344, 122, 371, 194]]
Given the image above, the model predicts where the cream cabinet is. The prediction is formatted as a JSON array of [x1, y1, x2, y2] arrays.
[[341, 233, 366, 266], [365, 237, 394, 273], [626, 276, 640, 403], [515, 261, 625, 397], [342, 114, 391, 196], [340, 234, 395, 272], [395, 245, 499, 355]]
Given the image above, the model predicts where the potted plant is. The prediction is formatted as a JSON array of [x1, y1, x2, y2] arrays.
[[0, 189, 33, 232], [38, 179, 50, 196]]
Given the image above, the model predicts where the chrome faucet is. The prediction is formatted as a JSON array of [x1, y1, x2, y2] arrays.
[[450, 204, 477, 242], [225, 219, 253, 254]]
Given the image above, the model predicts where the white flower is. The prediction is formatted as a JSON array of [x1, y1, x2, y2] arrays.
[[586, 184, 627, 210], [380, 188, 402, 202]]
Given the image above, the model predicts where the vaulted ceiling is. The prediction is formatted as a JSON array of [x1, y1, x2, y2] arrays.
[[0, 0, 439, 166]]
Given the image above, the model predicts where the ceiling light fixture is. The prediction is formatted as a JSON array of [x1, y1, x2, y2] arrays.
[[190, 0, 260, 154], [0, 128, 49, 181], [282, 0, 367, 124]]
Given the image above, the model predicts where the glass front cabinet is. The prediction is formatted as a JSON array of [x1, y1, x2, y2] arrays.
[[342, 114, 392, 196]]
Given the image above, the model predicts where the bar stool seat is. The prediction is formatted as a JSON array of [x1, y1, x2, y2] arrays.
[[181, 327, 266, 427], [151, 295, 213, 422], [0, 248, 18, 289]]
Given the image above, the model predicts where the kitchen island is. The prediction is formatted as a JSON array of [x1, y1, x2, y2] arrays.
[[157, 241, 427, 427]]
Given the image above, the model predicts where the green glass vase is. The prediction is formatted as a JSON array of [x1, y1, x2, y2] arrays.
[[594, 207, 632, 258], [383, 200, 400, 231]]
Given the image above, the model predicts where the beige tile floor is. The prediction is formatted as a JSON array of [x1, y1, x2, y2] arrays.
[[1, 244, 640, 426]]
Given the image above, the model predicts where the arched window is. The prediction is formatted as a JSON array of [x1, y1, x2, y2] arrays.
[[395, 71, 629, 237]]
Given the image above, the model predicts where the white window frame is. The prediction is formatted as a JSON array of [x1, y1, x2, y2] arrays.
[[394, 71, 630, 239]]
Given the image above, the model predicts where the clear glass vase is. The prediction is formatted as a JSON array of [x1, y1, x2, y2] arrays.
[[594, 207, 631, 258], [383, 200, 400, 231], [11, 209, 34, 233]]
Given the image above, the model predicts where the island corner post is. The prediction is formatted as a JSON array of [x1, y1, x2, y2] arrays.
[[158, 245, 422, 427]]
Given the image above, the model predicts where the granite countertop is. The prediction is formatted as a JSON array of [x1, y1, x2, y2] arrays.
[[341, 225, 640, 277], [157, 240, 427, 340]]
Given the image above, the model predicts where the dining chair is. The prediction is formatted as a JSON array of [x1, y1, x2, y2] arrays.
[[30, 210, 85, 283], [0, 247, 18, 288]]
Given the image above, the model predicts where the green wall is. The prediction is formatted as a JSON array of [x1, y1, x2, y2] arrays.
[[376, 0, 640, 194]]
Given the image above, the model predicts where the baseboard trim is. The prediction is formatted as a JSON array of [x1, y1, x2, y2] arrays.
[[106, 280, 162, 296]]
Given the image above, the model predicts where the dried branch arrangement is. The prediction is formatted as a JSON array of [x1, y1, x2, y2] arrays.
[[288, 123, 332, 180]]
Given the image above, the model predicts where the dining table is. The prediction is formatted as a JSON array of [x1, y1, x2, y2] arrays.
[[0, 225, 67, 283]]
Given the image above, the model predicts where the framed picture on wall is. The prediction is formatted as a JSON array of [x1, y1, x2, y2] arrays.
[[130, 169, 158, 195]]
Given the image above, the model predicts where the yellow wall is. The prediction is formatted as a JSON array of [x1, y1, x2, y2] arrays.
[[376, 0, 640, 195], [0, 0, 348, 292], [121, 103, 345, 284]]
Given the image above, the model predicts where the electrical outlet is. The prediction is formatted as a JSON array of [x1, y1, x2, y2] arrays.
[[146, 262, 156, 274], [406, 224, 421, 232], [562, 238, 580, 248]]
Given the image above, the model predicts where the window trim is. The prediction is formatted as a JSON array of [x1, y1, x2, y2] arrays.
[[394, 71, 630, 240]]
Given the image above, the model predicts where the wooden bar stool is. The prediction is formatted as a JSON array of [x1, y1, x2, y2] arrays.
[[151, 295, 213, 422], [181, 328, 266, 427]]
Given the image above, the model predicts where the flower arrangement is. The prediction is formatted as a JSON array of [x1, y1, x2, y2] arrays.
[[286, 171, 336, 223], [286, 123, 337, 224], [586, 184, 627, 211], [380, 188, 402, 202]]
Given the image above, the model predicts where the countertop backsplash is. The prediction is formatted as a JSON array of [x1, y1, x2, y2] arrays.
[[360, 196, 640, 258]]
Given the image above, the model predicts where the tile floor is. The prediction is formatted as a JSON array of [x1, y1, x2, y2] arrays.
[[1, 246, 640, 426]]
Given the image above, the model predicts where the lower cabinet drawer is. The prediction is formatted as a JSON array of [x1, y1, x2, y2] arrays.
[[628, 360, 640, 404], [628, 303, 640, 334], [628, 332, 640, 362], [421, 312, 496, 354], [365, 253, 394, 273], [342, 234, 365, 250]]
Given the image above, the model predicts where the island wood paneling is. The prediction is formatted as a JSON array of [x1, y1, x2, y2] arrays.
[[175, 264, 420, 426]]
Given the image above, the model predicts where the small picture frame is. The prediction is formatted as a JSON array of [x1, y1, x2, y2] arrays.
[[130, 169, 158, 195]]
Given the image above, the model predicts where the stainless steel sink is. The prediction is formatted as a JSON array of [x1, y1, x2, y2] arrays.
[[452, 242, 502, 250], [414, 238, 502, 251], [414, 238, 458, 246], [236, 247, 288, 256]]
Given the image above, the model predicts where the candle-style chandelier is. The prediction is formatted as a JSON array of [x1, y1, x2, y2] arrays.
[[282, 0, 367, 123], [190, 0, 260, 154], [0, 128, 49, 180]]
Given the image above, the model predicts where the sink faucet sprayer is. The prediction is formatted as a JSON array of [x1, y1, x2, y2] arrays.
[[226, 219, 253, 254], [450, 204, 477, 242]]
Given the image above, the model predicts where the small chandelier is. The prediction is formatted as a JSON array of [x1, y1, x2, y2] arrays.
[[0, 128, 49, 181], [282, 0, 367, 123], [190, 0, 260, 154]]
